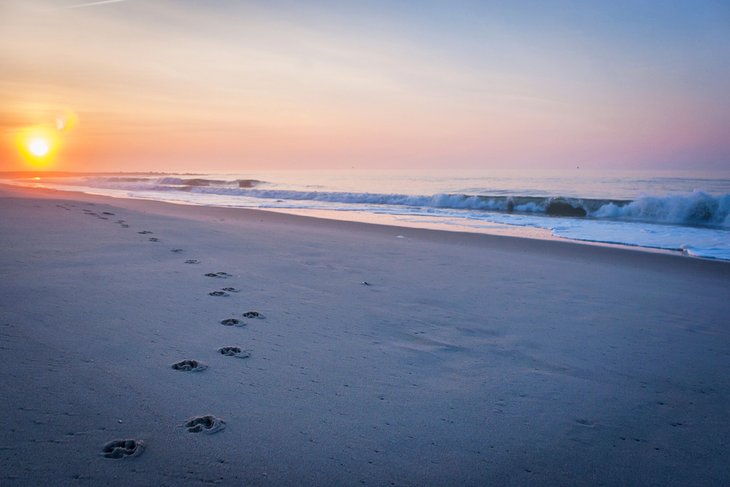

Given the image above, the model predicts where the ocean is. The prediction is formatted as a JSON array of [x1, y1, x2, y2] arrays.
[[3, 169, 730, 261]]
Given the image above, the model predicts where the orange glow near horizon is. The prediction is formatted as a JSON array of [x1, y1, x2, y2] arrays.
[[1, 2, 728, 172]]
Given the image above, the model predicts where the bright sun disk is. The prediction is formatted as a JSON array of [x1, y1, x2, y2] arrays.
[[28, 138, 50, 157], [16, 124, 65, 169]]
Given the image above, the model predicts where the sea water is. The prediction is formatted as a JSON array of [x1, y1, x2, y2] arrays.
[[4, 169, 730, 261]]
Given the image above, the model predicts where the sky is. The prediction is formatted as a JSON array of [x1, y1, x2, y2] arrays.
[[1, 0, 729, 172]]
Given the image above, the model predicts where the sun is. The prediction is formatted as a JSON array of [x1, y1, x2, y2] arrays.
[[16, 127, 59, 168], [28, 137, 50, 157]]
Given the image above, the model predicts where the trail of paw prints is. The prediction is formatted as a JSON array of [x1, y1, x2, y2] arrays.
[[218, 346, 251, 359], [101, 439, 145, 459], [171, 360, 208, 372], [185, 415, 225, 434]]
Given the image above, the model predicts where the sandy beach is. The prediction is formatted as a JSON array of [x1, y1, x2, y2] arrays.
[[1, 183, 728, 486]]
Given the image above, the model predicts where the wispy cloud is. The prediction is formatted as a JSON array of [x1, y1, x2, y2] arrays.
[[57, 0, 126, 10]]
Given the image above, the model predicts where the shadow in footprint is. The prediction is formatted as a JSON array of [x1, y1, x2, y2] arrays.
[[221, 287, 240, 293], [171, 360, 207, 372], [243, 311, 264, 319], [218, 346, 251, 359], [209, 291, 229, 297], [171, 249, 183, 253], [185, 259, 201, 264], [204, 272, 232, 278], [220, 318, 243, 326], [101, 439, 145, 459], [138, 230, 153, 235], [185, 415, 225, 434], [149, 237, 159, 242]]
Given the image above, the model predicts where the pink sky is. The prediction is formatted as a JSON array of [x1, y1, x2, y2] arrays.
[[1, 0, 728, 172]]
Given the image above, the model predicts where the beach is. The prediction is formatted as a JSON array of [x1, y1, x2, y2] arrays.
[[1, 183, 728, 486]]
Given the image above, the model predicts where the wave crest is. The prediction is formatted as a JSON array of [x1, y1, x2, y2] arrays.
[[593, 191, 730, 227]]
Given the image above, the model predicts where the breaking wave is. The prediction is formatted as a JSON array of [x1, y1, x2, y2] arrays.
[[157, 177, 264, 188], [185, 187, 730, 228], [593, 191, 730, 227], [80, 177, 730, 228], [86, 176, 265, 190]]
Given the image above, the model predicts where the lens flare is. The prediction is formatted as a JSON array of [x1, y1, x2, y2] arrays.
[[55, 109, 78, 132]]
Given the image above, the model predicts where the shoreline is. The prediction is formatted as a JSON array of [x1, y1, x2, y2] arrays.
[[2, 183, 729, 485], [1, 182, 720, 266]]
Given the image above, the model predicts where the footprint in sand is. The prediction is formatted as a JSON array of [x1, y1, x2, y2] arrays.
[[220, 318, 243, 326], [204, 272, 232, 278], [185, 415, 225, 434], [149, 237, 159, 242], [171, 360, 208, 372], [185, 259, 201, 264], [242, 311, 264, 319], [209, 291, 229, 297], [137, 230, 153, 235], [102, 211, 115, 216], [170, 248, 183, 253], [221, 287, 240, 293], [101, 439, 145, 459], [218, 346, 251, 359], [121, 224, 130, 228]]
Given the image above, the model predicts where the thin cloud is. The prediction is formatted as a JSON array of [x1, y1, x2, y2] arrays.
[[57, 0, 127, 10]]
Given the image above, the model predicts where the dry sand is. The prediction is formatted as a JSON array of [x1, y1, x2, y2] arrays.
[[1, 184, 729, 486]]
